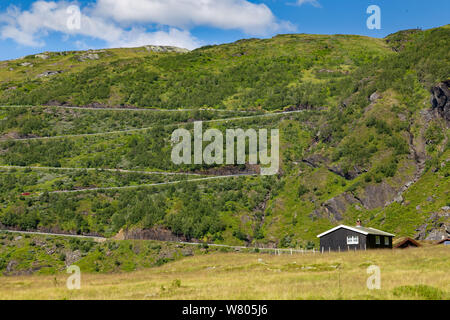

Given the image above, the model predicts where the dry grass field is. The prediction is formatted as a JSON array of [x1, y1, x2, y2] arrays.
[[0, 246, 448, 300]]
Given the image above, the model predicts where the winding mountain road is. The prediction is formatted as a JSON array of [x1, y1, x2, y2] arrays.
[[0, 165, 203, 176], [0, 110, 304, 141], [48, 174, 256, 194]]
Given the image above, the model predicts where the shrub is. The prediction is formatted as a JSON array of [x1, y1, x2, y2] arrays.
[[393, 285, 446, 300], [297, 185, 309, 198]]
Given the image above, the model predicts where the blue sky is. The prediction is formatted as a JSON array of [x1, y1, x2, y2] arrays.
[[0, 0, 448, 61]]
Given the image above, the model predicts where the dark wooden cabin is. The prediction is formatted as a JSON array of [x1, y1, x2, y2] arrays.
[[437, 238, 450, 245], [394, 237, 421, 249], [317, 221, 394, 252]]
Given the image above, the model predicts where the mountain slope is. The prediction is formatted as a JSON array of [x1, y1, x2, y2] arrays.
[[0, 25, 448, 247]]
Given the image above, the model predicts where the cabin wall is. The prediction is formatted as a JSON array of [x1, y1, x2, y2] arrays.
[[319, 229, 367, 252], [367, 235, 393, 249]]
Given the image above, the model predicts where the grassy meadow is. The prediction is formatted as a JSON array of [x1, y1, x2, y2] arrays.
[[0, 246, 448, 300]]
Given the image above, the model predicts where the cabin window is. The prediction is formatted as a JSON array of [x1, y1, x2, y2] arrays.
[[384, 237, 389, 246], [347, 236, 359, 245], [376, 236, 381, 245]]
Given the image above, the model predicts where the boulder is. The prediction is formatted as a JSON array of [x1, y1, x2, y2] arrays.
[[37, 70, 63, 78], [369, 92, 381, 102], [76, 53, 100, 62]]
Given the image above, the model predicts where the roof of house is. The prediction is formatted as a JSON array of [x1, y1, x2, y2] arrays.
[[393, 237, 421, 248], [437, 238, 450, 244], [317, 225, 395, 238]]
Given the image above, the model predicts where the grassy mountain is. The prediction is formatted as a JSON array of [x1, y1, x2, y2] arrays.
[[0, 25, 448, 249]]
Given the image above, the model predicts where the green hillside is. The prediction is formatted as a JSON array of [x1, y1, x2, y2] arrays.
[[0, 25, 448, 249]]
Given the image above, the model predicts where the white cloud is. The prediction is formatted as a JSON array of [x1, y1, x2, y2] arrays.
[[294, 0, 321, 8], [93, 0, 293, 35], [0, 0, 295, 50]]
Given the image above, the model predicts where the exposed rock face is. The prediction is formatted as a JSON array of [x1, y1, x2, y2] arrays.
[[196, 164, 260, 176], [37, 70, 63, 78], [284, 104, 317, 112], [302, 154, 363, 180], [76, 53, 100, 62], [6, 260, 18, 273], [415, 210, 450, 241], [144, 45, 190, 53], [35, 53, 49, 59], [369, 92, 381, 102], [311, 192, 360, 222], [361, 182, 396, 210], [322, 193, 360, 221], [65, 250, 82, 266], [302, 154, 328, 168], [315, 181, 398, 220], [430, 80, 450, 123], [328, 165, 363, 180]]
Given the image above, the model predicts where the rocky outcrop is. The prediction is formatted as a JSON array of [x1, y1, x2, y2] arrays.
[[37, 70, 63, 78], [65, 250, 82, 266], [323, 193, 360, 221], [302, 154, 328, 168], [284, 104, 312, 112], [76, 53, 100, 62], [196, 164, 260, 176], [328, 165, 363, 180], [369, 92, 381, 103], [302, 155, 363, 180], [144, 45, 190, 53], [415, 209, 450, 240], [430, 80, 450, 123], [312, 181, 398, 222], [360, 182, 396, 210], [311, 192, 360, 222], [35, 53, 49, 59]]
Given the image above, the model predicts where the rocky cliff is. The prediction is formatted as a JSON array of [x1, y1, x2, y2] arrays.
[[431, 80, 450, 124]]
